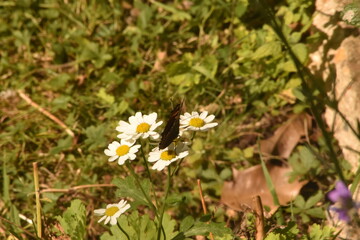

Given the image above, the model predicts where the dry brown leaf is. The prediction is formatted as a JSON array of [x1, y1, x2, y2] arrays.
[[260, 113, 311, 159], [221, 160, 307, 216]]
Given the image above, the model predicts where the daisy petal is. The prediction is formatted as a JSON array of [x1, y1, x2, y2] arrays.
[[199, 111, 208, 119], [204, 114, 215, 123], [98, 215, 106, 223], [94, 209, 105, 215], [104, 149, 114, 156], [108, 155, 119, 162]]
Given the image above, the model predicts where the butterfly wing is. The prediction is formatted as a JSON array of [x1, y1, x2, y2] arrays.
[[159, 103, 182, 149]]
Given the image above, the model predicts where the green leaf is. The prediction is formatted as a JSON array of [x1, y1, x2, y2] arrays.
[[280, 60, 297, 72], [184, 221, 232, 237], [84, 125, 107, 150], [100, 71, 123, 84], [113, 175, 152, 207], [117, 100, 129, 114], [131, 212, 157, 240], [304, 208, 325, 219], [252, 41, 282, 60], [298, 146, 319, 170], [304, 191, 323, 209], [289, 32, 302, 43], [309, 224, 335, 240], [10, 204, 21, 227], [56, 199, 86, 240], [151, 1, 191, 21], [101, 212, 145, 240], [294, 195, 305, 208], [265, 222, 299, 240], [289, 146, 320, 178], [265, 232, 281, 240], [50, 136, 73, 155], [219, 168, 232, 180], [193, 55, 218, 80], [52, 95, 72, 111], [284, 9, 294, 25], [243, 147, 254, 158], [292, 43, 308, 63], [97, 88, 115, 104], [49, 73, 71, 89], [160, 212, 178, 240], [180, 216, 195, 232], [201, 168, 221, 181], [168, 73, 194, 86], [101, 211, 177, 240], [292, 87, 306, 102], [104, 100, 130, 118], [235, 0, 248, 18], [78, 39, 100, 61]]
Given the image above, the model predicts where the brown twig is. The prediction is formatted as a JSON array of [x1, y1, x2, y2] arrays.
[[40, 184, 116, 193], [197, 179, 214, 240], [253, 196, 265, 240], [17, 90, 75, 137]]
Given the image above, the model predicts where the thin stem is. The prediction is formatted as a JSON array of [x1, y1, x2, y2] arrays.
[[171, 158, 185, 177], [171, 132, 195, 176], [117, 221, 130, 240], [157, 165, 172, 240], [139, 141, 153, 182], [197, 179, 214, 240], [139, 141, 160, 208], [191, 131, 197, 141], [258, 141, 284, 225], [33, 162, 42, 238], [126, 162, 158, 215]]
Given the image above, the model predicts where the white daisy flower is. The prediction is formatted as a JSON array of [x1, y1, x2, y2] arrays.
[[180, 111, 218, 131], [104, 139, 141, 165], [116, 112, 163, 141], [94, 200, 131, 225], [148, 142, 189, 171]]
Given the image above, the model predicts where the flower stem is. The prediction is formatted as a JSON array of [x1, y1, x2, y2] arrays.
[[126, 162, 158, 215], [157, 165, 172, 240], [191, 131, 197, 141], [139, 141, 153, 182], [171, 158, 185, 177], [139, 141, 160, 209], [117, 221, 130, 240]]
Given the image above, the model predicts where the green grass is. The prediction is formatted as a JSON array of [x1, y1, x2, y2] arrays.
[[0, 0, 359, 239]]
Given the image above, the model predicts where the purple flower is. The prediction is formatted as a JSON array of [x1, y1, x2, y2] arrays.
[[328, 181, 358, 223]]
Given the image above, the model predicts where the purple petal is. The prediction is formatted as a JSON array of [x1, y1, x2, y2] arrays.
[[337, 210, 351, 223], [330, 207, 350, 223], [328, 181, 351, 203], [335, 181, 352, 198]]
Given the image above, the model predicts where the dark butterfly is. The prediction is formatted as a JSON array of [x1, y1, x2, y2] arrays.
[[159, 102, 182, 149]]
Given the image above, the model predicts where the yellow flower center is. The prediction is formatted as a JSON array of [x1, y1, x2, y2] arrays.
[[105, 206, 119, 216], [189, 118, 204, 127], [116, 145, 130, 156], [136, 123, 150, 133], [160, 150, 176, 161]]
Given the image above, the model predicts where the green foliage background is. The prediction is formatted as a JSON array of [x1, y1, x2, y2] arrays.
[[1, 0, 357, 239]]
